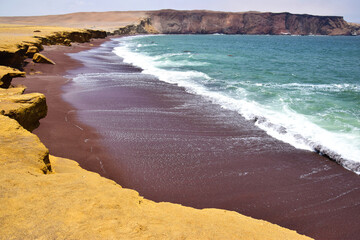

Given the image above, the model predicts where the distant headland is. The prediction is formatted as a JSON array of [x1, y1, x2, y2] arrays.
[[0, 9, 359, 36]]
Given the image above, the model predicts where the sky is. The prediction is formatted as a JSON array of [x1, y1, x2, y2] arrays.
[[0, 0, 359, 23]]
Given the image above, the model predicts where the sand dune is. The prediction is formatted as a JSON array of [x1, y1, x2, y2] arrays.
[[0, 11, 148, 31]]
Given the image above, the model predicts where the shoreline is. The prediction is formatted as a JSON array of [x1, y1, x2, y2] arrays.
[[13, 38, 117, 179], [115, 34, 360, 175], [0, 25, 312, 240], [57, 37, 360, 240]]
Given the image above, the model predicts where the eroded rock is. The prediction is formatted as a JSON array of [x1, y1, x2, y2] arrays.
[[26, 46, 39, 57], [0, 48, 27, 69], [33, 53, 55, 64], [0, 115, 51, 173], [114, 18, 159, 35], [36, 30, 107, 46], [0, 87, 47, 131], [0, 66, 25, 88]]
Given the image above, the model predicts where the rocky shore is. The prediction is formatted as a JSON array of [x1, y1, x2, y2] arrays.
[[0, 23, 313, 239]]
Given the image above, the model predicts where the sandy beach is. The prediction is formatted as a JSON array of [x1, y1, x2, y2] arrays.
[[12, 37, 360, 240], [12, 38, 115, 177]]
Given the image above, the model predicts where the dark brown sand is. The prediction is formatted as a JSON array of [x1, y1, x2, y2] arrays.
[[15, 38, 360, 240], [13, 38, 116, 177]]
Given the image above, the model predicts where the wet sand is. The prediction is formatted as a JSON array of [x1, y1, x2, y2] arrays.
[[16, 38, 360, 240], [13, 38, 116, 178]]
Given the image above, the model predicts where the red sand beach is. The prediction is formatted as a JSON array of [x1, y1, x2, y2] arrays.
[[14, 38, 360, 240], [13, 39, 114, 176]]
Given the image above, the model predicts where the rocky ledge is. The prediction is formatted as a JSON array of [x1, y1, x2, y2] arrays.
[[0, 66, 25, 88], [0, 86, 47, 132], [0, 29, 107, 69]]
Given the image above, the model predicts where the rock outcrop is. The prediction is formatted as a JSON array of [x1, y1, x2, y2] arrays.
[[112, 17, 159, 35], [0, 115, 51, 174], [25, 46, 39, 57], [0, 47, 27, 69], [348, 23, 360, 35], [0, 28, 107, 131], [33, 53, 55, 64], [0, 87, 47, 132], [0, 28, 107, 69], [36, 30, 107, 46], [0, 66, 25, 88], [148, 10, 356, 35]]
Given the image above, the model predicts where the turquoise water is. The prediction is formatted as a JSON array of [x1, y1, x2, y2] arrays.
[[113, 35, 360, 174]]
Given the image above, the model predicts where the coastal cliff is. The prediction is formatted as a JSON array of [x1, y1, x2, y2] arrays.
[[112, 17, 159, 35], [0, 24, 314, 239], [148, 10, 357, 35], [0, 25, 106, 69], [0, 10, 358, 36]]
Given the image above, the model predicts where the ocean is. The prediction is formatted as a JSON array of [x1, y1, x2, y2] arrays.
[[112, 34, 360, 174]]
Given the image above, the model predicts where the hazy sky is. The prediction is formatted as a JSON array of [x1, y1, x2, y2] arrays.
[[1, 0, 359, 23]]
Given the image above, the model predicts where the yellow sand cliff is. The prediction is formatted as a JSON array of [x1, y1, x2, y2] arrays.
[[0, 24, 83, 52], [0, 24, 313, 239]]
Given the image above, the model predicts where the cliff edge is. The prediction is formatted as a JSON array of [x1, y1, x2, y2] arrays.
[[0, 121, 311, 239]]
